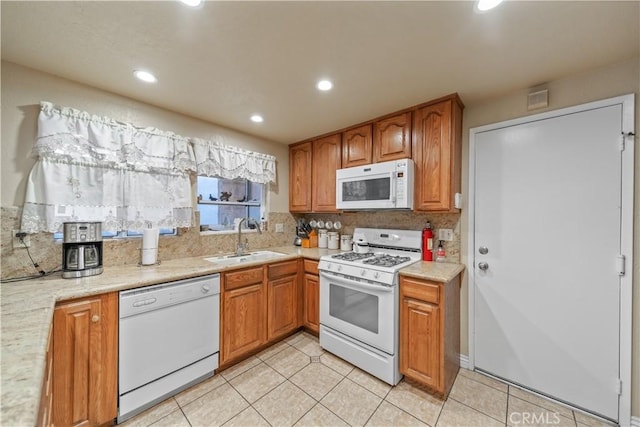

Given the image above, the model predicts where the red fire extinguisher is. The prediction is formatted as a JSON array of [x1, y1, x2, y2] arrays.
[[422, 222, 434, 261]]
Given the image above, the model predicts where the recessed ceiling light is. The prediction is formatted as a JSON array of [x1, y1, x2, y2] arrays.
[[476, 0, 503, 11], [133, 70, 157, 83], [316, 80, 333, 91], [250, 114, 264, 123], [180, 0, 202, 7]]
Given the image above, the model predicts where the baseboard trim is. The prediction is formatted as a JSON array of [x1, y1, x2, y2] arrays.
[[630, 415, 640, 427], [459, 354, 469, 370]]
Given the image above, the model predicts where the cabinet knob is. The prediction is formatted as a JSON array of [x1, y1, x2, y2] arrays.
[[91, 314, 100, 323]]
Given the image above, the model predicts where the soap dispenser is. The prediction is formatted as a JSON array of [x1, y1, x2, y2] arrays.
[[435, 240, 446, 262]]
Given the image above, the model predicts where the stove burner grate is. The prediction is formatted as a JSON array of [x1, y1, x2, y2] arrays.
[[331, 252, 375, 261], [362, 254, 412, 267]]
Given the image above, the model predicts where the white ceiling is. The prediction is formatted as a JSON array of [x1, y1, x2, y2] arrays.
[[2, 1, 638, 144]]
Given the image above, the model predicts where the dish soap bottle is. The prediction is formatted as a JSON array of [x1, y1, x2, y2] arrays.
[[436, 240, 446, 262]]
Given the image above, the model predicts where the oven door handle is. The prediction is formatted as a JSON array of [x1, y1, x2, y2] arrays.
[[320, 271, 394, 293]]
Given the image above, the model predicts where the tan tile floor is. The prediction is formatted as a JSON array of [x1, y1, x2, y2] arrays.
[[120, 332, 612, 427]]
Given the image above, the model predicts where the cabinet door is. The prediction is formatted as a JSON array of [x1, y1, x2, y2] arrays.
[[302, 273, 320, 334], [38, 325, 54, 427], [413, 98, 463, 211], [289, 142, 313, 212], [400, 296, 441, 391], [222, 282, 266, 364], [373, 112, 412, 163], [342, 124, 373, 167], [268, 274, 298, 340], [312, 133, 342, 212], [53, 293, 118, 427]]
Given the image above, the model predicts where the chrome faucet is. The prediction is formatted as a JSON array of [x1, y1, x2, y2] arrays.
[[237, 217, 262, 255]]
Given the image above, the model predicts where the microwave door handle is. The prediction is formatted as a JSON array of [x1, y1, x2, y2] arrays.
[[390, 172, 397, 203], [320, 271, 394, 293]]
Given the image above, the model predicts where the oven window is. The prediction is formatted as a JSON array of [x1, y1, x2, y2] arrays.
[[341, 178, 390, 202], [329, 284, 379, 333]]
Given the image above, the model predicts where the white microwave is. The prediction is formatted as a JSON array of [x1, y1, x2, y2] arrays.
[[336, 159, 414, 210]]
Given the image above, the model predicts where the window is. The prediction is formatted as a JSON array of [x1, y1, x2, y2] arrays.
[[53, 229, 176, 240], [197, 176, 264, 231]]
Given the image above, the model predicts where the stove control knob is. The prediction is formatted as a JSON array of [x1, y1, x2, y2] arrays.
[[374, 272, 380, 279], [337, 265, 342, 272], [360, 269, 366, 276]]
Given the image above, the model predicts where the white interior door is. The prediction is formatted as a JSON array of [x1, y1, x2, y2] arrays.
[[472, 103, 627, 421]]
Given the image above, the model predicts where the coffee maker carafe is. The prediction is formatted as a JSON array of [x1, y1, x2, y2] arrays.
[[62, 222, 103, 279]]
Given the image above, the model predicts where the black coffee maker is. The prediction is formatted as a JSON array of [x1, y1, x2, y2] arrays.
[[62, 222, 103, 279]]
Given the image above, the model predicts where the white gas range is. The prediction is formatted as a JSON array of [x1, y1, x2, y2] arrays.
[[318, 228, 422, 385]]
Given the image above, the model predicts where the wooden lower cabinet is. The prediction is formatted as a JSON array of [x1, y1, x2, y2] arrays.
[[267, 260, 299, 340], [302, 259, 320, 334], [399, 275, 460, 397], [221, 266, 267, 364], [38, 325, 54, 427], [52, 292, 118, 426]]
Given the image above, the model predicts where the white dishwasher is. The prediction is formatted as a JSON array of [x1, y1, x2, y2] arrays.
[[118, 274, 220, 423]]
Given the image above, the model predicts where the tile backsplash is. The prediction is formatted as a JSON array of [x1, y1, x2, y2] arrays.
[[296, 211, 461, 261], [1, 206, 461, 280]]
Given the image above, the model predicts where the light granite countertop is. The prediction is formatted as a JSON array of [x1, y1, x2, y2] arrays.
[[0, 245, 463, 426], [399, 261, 465, 283]]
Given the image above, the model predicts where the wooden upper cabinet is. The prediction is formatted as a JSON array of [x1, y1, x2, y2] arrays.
[[342, 124, 373, 167], [413, 96, 463, 212], [312, 133, 342, 212], [373, 112, 412, 163], [289, 142, 313, 212]]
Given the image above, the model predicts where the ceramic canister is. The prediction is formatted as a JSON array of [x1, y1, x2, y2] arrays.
[[327, 231, 339, 249], [318, 229, 328, 248], [340, 234, 353, 251]]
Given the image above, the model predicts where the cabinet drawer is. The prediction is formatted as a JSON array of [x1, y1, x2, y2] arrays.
[[400, 276, 440, 304], [268, 260, 298, 279], [303, 259, 319, 275], [225, 267, 264, 290]]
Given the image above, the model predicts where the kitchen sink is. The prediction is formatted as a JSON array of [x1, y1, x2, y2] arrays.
[[203, 250, 288, 266]]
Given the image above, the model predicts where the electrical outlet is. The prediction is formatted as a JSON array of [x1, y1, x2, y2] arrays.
[[438, 229, 454, 242], [12, 230, 31, 248], [275, 223, 284, 233]]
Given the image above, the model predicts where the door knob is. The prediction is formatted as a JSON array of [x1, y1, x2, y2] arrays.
[[478, 262, 489, 271], [91, 314, 100, 323]]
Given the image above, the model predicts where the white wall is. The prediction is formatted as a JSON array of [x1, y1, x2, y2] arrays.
[[0, 60, 290, 211], [459, 56, 640, 417]]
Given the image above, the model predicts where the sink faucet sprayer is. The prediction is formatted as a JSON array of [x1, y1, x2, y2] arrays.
[[237, 217, 262, 255]]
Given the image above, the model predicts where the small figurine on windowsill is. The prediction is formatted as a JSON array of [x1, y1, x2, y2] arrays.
[[220, 191, 232, 202], [209, 194, 217, 201], [237, 195, 246, 202], [198, 194, 203, 202]]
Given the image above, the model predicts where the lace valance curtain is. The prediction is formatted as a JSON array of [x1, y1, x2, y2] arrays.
[[21, 102, 196, 233], [192, 137, 276, 184]]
